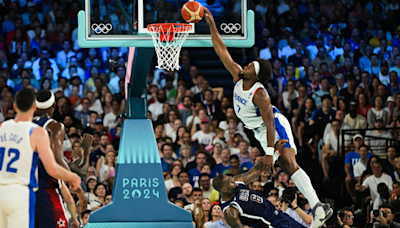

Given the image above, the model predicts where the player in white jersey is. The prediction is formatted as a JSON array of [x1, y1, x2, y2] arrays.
[[0, 88, 81, 228], [204, 8, 332, 228]]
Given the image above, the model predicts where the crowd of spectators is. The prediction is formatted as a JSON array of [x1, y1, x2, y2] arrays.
[[2, 0, 400, 227]]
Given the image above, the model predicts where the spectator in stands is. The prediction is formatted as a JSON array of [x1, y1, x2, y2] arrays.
[[180, 183, 194, 206], [98, 151, 115, 183], [367, 96, 388, 128], [358, 159, 393, 203], [353, 144, 370, 180], [382, 146, 397, 174], [344, 101, 368, 130], [56, 40, 75, 70], [180, 96, 193, 127], [81, 210, 91, 227], [241, 147, 260, 170], [308, 71, 321, 96], [339, 75, 357, 105], [165, 164, 182, 192], [367, 204, 400, 228], [192, 118, 215, 146], [205, 205, 229, 228], [222, 155, 244, 176], [74, 98, 91, 127], [311, 46, 333, 70], [148, 89, 167, 121], [322, 119, 350, 182], [288, 42, 304, 67], [184, 187, 203, 212], [198, 173, 214, 199], [337, 208, 354, 228], [391, 158, 400, 182], [386, 96, 397, 126], [373, 183, 390, 210], [213, 148, 231, 175], [194, 198, 212, 228], [169, 171, 190, 202], [83, 112, 98, 134], [188, 152, 208, 185], [91, 134, 109, 167], [357, 92, 372, 118], [312, 77, 330, 108], [237, 140, 250, 166], [365, 117, 393, 155], [309, 94, 336, 158], [161, 143, 175, 173], [90, 183, 107, 210], [103, 99, 120, 131]]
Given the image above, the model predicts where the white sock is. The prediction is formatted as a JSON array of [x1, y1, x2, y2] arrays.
[[291, 168, 320, 208]]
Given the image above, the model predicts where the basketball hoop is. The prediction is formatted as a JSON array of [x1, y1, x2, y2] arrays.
[[147, 23, 192, 71]]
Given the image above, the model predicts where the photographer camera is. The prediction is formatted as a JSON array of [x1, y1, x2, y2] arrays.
[[336, 208, 355, 228], [281, 187, 312, 227], [366, 204, 400, 228]]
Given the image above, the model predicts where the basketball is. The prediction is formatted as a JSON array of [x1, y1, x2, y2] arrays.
[[181, 1, 204, 23]]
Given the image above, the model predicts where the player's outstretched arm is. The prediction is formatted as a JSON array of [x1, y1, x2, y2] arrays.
[[204, 7, 241, 83], [47, 121, 70, 171], [31, 127, 81, 190], [233, 161, 263, 185], [224, 206, 243, 228]]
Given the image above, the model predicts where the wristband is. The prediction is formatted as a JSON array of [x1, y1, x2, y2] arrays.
[[265, 147, 275, 156], [293, 206, 299, 210]]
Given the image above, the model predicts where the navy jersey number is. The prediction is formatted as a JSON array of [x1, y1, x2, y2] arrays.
[[0, 147, 21, 173]]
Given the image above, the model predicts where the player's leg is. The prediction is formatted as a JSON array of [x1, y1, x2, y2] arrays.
[[274, 114, 332, 228], [35, 188, 68, 228], [3, 185, 33, 228]]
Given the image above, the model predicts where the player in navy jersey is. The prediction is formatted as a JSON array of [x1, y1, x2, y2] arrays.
[[205, 8, 332, 228], [34, 90, 92, 228], [215, 158, 305, 228]]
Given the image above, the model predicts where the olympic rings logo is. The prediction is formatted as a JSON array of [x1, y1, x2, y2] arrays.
[[220, 23, 241, 33], [91, 23, 113, 34]]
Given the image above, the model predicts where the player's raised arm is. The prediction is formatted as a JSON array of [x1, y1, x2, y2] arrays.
[[31, 127, 81, 189], [204, 7, 241, 83], [224, 206, 243, 228], [253, 88, 275, 172]]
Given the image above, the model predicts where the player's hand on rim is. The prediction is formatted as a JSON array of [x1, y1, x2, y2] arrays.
[[203, 7, 214, 24]]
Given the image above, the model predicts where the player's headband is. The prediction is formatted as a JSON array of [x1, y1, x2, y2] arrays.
[[253, 61, 260, 76], [36, 92, 55, 109]]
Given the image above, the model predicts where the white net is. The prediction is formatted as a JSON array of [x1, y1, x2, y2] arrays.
[[147, 23, 192, 71]]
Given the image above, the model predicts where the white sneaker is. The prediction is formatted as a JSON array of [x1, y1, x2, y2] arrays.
[[310, 202, 333, 228]]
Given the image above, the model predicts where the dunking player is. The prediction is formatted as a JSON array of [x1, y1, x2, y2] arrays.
[[214, 159, 305, 228], [34, 89, 92, 228], [204, 8, 332, 228], [0, 88, 80, 228]]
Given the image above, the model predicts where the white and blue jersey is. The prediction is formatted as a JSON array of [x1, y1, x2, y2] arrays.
[[0, 120, 39, 188], [0, 119, 39, 228], [220, 182, 305, 228], [233, 79, 297, 159]]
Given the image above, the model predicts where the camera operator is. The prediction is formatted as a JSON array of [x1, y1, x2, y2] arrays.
[[281, 188, 312, 227], [366, 204, 400, 228], [337, 208, 355, 228]]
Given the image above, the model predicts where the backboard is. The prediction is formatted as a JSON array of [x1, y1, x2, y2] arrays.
[[78, 0, 254, 48]]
